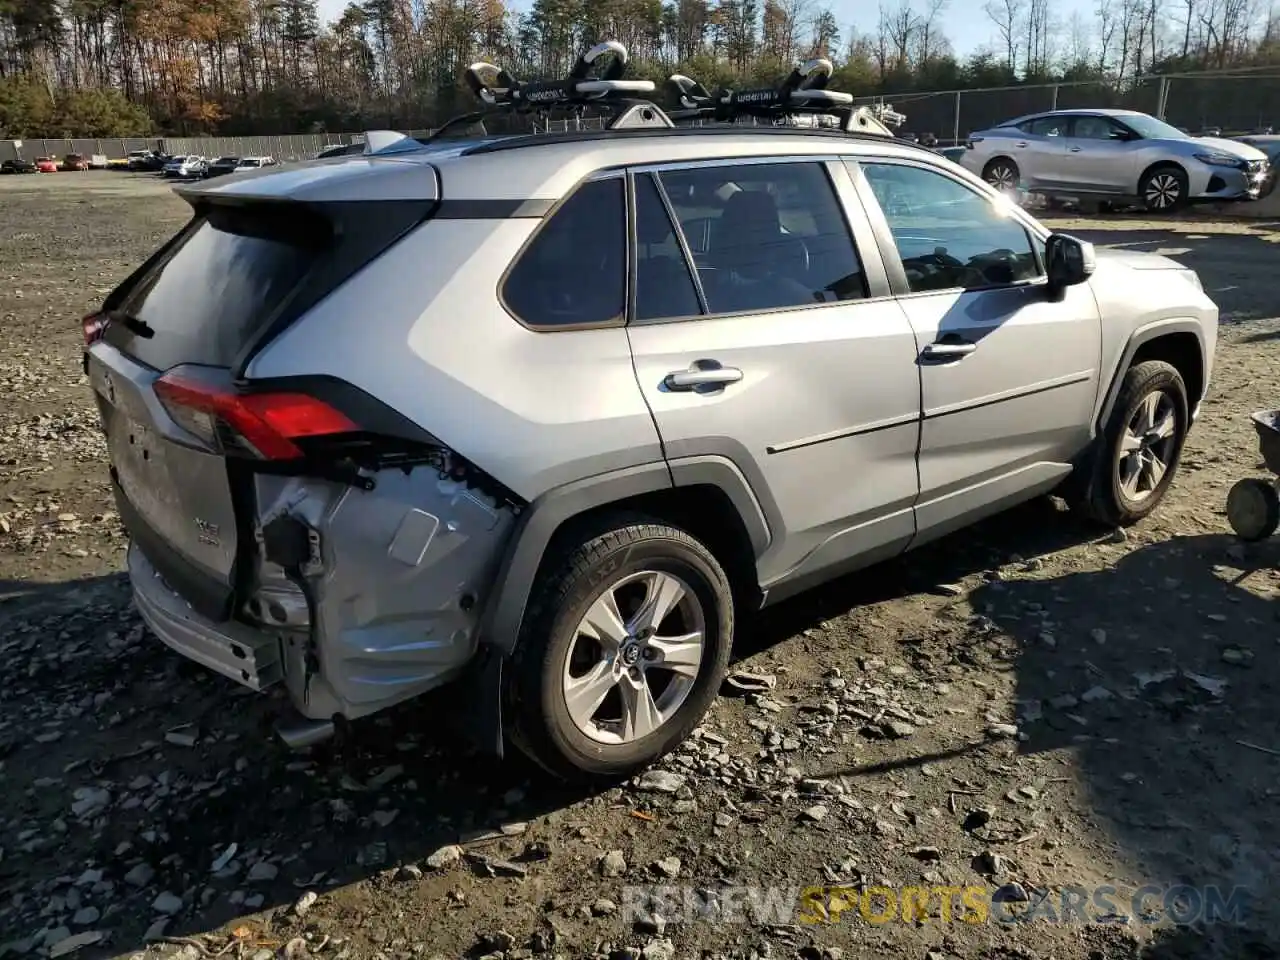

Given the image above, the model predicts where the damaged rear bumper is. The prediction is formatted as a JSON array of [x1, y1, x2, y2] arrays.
[[130, 544, 284, 689], [127, 466, 518, 725]]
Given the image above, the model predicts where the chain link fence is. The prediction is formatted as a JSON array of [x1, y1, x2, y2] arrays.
[[3, 71, 1277, 164]]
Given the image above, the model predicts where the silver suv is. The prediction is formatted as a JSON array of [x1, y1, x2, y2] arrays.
[[962, 108, 1269, 211], [83, 48, 1219, 780]]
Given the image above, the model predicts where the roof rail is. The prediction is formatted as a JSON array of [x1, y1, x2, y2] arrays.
[[423, 42, 906, 144]]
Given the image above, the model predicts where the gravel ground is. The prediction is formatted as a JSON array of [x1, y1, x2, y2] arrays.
[[3, 174, 1280, 960]]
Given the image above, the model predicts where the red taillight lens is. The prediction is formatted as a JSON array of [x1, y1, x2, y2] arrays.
[[154, 373, 358, 460], [83, 312, 108, 345]]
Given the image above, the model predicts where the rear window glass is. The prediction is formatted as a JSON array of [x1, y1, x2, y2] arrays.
[[112, 205, 327, 369]]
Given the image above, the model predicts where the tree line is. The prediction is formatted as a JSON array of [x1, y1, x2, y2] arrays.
[[0, 0, 1277, 138]]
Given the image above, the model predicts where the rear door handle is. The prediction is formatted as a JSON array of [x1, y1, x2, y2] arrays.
[[1015, 141, 1028, 148], [663, 360, 744, 392], [921, 341, 977, 361], [1069, 145, 1082, 152]]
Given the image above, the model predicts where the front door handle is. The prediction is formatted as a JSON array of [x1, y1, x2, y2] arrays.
[[921, 341, 977, 361], [1069, 145, 1082, 152], [663, 359, 744, 392], [1015, 141, 1028, 148]]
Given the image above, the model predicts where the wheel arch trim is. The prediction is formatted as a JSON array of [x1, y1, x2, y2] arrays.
[[479, 457, 772, 656], [1095, 318, 1206, 430]]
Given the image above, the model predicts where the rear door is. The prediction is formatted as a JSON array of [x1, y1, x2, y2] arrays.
[[1020, 115, 1071, 188], [625, 157, 924, 591], [851, 158, 1101, 543], [86, 201, 334, 620]]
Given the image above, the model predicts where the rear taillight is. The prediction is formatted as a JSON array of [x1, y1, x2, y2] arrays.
[[154, 372, 357, 460], [83, 312, 108, 345]]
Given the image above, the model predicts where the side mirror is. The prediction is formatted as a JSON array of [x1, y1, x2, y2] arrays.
[[1108, 129, 1134, 141], [1045, 233, 1095, 299]]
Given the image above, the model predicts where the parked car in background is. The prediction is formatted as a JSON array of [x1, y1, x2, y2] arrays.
[[88, 154, 110, 169], [1198, 126, 1223, 137], [127, 150, 156, 170], [61, 154, 90, 171], [1, 158, 37, 174], [34, 157, 58, 173], [204, 156, 241, 178], [963, 108, 1270, 212], [163, 155, 207, 178], [234, 156, 276, 170], [316, 143, 363, 158]]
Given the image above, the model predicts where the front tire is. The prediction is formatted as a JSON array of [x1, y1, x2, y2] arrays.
[[1140, 164, 1188, 213], [1072, 360, 1190, 526], [506, 517, 734, 781]]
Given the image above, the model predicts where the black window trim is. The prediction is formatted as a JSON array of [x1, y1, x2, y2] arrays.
[[624, 153, 885, 327], [496, 171, 631, 333], [846, 155, 1051, 300]]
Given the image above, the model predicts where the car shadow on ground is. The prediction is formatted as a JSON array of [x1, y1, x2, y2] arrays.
[[969, 533, 1280, 958]]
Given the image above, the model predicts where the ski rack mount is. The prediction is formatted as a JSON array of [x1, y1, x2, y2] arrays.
[[361, 41, 907, 153]]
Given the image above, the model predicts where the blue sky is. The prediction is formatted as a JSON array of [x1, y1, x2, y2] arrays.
[[313, 0, 1092, 61]]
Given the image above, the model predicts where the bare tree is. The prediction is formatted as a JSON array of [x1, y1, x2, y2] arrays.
[[914, 0, 948, 62], [984, 0, 1023, 71], [877, 0, 918, 71]]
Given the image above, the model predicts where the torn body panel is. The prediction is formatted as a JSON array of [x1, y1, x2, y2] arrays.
[[246, 467, 518, 722]]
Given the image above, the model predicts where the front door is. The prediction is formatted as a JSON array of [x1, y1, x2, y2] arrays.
[[1060, 114, 1140, 193], [625, 157, 923, 591], [853, 159, 1102, 543]]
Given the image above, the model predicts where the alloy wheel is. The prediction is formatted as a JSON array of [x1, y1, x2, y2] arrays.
[[987, 164, 1017, 190], [562, 569, 705, 745], [1118, 390, 1178, 502], [1145, 172, 1182, 210]]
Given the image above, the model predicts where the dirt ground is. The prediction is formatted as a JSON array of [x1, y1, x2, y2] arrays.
[[3, 173, 1280, 960]]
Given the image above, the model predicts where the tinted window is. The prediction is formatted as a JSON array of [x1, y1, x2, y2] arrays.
[[659, 161, 866, 314], [634, 174, 702, 321], [861, 162, 1040, 292], [1027, 116, 1067, 137], [111, 205, 326, 369], [1071, 116, 1120, 140], [503, 177, 626, 328]]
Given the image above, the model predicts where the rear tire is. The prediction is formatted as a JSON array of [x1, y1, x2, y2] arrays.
[[1070, 360, 1190, 526], [506, 516, 734, 782], [982, 158, 1020, 192], [1140, 164, 1189, 213]]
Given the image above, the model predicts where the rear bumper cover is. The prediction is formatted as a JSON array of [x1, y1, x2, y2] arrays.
[[130, 543, 283, 690]]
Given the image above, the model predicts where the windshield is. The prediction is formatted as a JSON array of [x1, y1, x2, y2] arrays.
[[216, 157, 238, 164], [240, 160, 260, 167], [1122, 114, 1189, 140]]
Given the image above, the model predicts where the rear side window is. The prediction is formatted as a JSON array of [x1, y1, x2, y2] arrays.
[[503, 178, 626, 328], [659, 161, 867, 314], [110, 205, 327, 370]]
